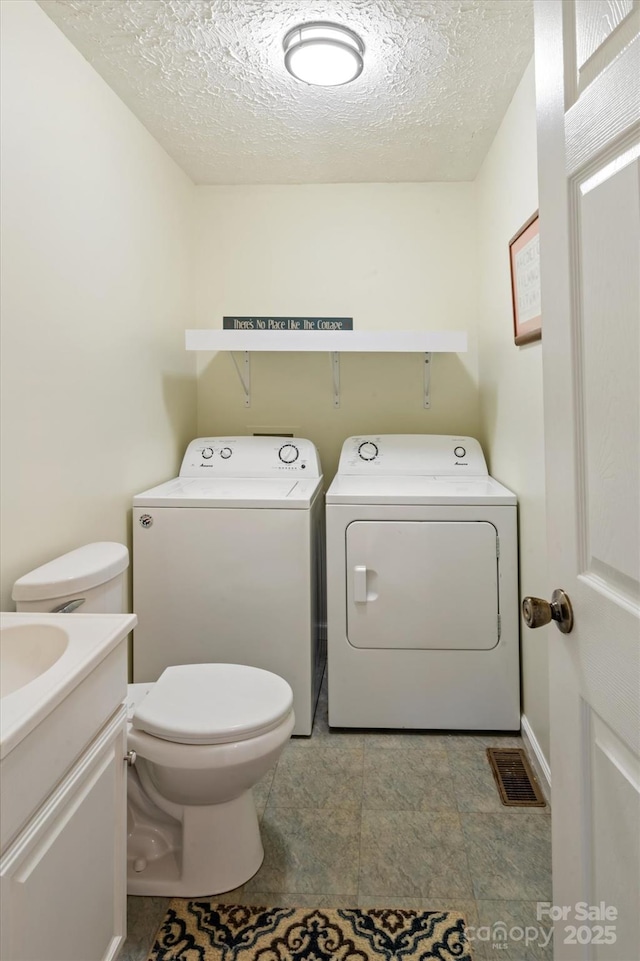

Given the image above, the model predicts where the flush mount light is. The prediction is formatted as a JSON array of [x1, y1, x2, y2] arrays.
[[283, 22, 364, 87]]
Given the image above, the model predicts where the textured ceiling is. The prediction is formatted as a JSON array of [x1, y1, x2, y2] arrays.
[[38, 0, 533, 185]]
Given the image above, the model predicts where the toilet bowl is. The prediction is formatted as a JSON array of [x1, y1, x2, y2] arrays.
[[126, 664, 294, 895], [12, 543, 295, 897]]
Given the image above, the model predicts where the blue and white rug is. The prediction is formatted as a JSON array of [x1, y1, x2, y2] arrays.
[[148, 902, 472, 960]]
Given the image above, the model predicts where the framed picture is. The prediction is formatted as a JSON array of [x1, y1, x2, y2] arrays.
[[509, 211, 541, 345]]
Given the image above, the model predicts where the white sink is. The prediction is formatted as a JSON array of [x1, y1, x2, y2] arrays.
[[0, 612, 137, 760], [0, 612, 136, 851], [0, 623, 70, 698]]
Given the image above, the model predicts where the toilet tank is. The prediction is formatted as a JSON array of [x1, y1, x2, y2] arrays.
[[12, 542, 129, 614]]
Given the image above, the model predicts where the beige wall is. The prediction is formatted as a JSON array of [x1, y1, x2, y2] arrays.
[[0, 4, 549, 765], [475, 61, 551, 764], [0, 0, 197, 609], [194, 184, 480, 479]]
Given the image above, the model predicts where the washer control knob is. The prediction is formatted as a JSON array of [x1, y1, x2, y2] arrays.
[[454, 446, 466, 459], [358, 441, 379, 461], [220, 447, 232, 459], [202, 447, 214, 459], [279, 444, 299, 464]]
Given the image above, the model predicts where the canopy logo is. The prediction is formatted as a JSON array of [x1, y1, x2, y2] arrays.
[[465, 922, 552, 951]]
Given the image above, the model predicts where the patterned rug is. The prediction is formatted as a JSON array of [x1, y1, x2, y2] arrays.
[[146, 901, 472, 960]]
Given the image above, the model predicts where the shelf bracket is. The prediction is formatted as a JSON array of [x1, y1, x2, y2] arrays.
[[423, 352, 432, 409], [230, 351, 251, 408], [331, 352, 340, 408]]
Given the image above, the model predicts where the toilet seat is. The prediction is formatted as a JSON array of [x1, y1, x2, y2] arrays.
[[132, 663, 294, 745]]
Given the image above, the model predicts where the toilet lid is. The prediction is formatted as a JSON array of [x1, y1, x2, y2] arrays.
[[131, 663, 294, 745]]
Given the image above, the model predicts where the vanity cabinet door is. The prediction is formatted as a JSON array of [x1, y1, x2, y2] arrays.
[[0, 708, 127, 961]]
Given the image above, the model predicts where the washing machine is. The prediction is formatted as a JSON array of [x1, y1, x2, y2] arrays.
[[326, 434, 519, 730], [132, 436, 325, 736]]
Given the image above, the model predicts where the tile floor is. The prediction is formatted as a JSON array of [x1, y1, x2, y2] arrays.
[[121, 674, 552, 961]]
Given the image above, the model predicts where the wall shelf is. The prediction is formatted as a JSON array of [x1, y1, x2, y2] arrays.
[[185, 330, 467, 353], [185, 329, 467, 409]]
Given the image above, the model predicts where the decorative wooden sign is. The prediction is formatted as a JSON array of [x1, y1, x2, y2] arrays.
[[223, 317, 353, 331]]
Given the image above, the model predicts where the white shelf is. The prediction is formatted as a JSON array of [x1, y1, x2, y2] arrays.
[[185, 329, 467, 353]]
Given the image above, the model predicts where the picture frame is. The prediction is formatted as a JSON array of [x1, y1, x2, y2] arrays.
[[509, 211, 541, 346]]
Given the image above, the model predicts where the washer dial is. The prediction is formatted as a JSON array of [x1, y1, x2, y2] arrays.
[[220, 447, 232, 459], [279, 443, 299, 464], [358, 441, 379, 461], [202, 447, 214, 459]]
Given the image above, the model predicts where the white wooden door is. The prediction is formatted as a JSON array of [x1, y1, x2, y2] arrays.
[[533, 2, 640, 958]]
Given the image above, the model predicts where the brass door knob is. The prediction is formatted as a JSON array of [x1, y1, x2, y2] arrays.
[[522, 589, 574, 634]]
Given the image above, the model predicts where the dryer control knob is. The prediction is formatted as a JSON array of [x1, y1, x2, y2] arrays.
[[279, 444, 299, 464], [358, 441, 379, 461], [202, 447, 214, 459], [454, 446, 466, 458]]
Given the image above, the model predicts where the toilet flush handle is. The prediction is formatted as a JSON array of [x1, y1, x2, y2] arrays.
[[50, 598, 85, 614], [125, 751, 137, 766]]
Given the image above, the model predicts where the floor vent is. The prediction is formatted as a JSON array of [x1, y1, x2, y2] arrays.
[[486, 748, 546, 807]]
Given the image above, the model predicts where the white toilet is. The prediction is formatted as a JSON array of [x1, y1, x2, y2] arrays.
[[12, 542, 295, 897]]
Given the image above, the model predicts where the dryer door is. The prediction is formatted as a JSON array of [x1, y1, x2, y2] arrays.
[[346, 520, 499, 650]]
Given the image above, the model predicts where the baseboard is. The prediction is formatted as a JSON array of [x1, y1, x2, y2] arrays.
[[521, 713, 551, 805]]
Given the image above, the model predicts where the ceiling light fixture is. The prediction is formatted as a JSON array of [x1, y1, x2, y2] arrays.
[[283, 22, 364, 87]]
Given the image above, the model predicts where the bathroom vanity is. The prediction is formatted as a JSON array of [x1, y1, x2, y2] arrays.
[[0, 612, 136, 961]]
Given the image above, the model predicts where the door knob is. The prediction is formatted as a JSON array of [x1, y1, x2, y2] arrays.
[[522, 589, 574, 634]]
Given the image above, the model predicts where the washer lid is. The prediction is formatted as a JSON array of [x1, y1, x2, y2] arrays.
[[131, 663, 294, 745], [133, 476, 322, 508]]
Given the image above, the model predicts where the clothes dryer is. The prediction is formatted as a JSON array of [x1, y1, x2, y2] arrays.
[[326, 434, 519, 730], [133, 436, 325, 736]]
